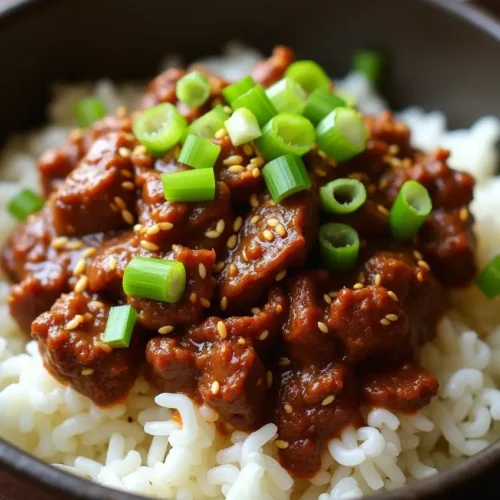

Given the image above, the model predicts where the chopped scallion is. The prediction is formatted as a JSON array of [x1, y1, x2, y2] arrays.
[[476, 255, 500, 299], [178, 134, 221, 169], [320, 178, 367, 214], [225, 108, 262, 146], [176, 71, 211, 108], [7, 189, 45, 221], [232, 85, 277, 127], [188, 105, 230, 140], [285, 60, 330, 95], [222, 76, 256, 106], [353, 50, 384, 84], [265, 77, 307, 115], [319, 223, 360, 273], [103, 305, 137, 348], [123, 256, 186, 303], [162, 168, 215, 202], [303, 89, 347, 125], [74, 97, 106, 128]]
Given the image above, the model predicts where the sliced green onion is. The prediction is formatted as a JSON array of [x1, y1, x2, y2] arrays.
[[123, 256, 186, 303], [389, 180, 432, 241], [265, 78, 307, 115], [285, 60, 330, 95], [476, 255, 500, 299], [188, 105, 230, 139], [7, 189, 45, 221], [178, 134, 221, 169], [262, 154, 311, 203], [225, 108, 262, 146], [320, 179, 367, 214], [232, 85, 277, 127], [133, 103, 187, 156], [257, 114, 315, 160], [353, 50, 384, 84], [103, 305, 137, 348], [74, 97, 106, 128], [335, 90, 357, 108], [316, 107, 368, 162], [162, 168, 215, 202], [222, 76, 256, 106], [319, 223, 360, 273], [176, 71, 211, 108], [303, 89, 347, 125]]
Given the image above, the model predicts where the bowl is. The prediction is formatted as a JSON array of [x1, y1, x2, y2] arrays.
[[0, 0, 499, 498]]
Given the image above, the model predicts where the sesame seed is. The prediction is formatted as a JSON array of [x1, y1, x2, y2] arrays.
[[368, 184, 377, 195], [227, 234, 238, 249], [220, 296, 228, 311], [318, 150, 327, 159], [73, 258, 86, 276], [200, 297, 211, 308], [380, 318, 391, 326], [82, 247, 96, 258], [314, 167, 327, 178], [250, 194, 259, 208], [140, 227, 148, 234], [284, 404, 293, 414], [259, 330, 269, 341], [275, 269, 287, 282], [324, 294, 332, 305], [205, 230, 220, 239], [251, 307, 261, 315], [122, 210, 134, 224], [267, 371, 273, 387], [388, 144, 400, 155], [109, 202, 118, 212], [266, 218, 278, 228], [238, 337, 246, 344], [120, 169, 133, 178], [318, 321, 328, 333], [195, 264, 206, 281], [417, 271, 424, 282], [233, 217, 243, 233], [223, 155, 243, 166], [263, 230, 275, 242], [211, 381, 220, 395], [279, 358, 291, 367], [358, 272, 366, 283], [386, 314, 399, 322], [322, 395, 335, 406], [387, 291, 399, 303], [379, 179, 389, 190], [241, 144, 252, 156], [133, 145, 147, 156], [118, 147, 131, 158], [70, 129, 83, 142], [460, 207, 469, 222], [116, 105, 127, 117], [252, 168, 260, 178], [114, 196, 126, 210], [276, 304, 283, 313], [145, 225, 159, 236], [81, 368, 94, 376], [133, 224, 143, 232], [89, 300, 104, 310], [418, 260, 431, 271], [353, 283, 364, 290], [275, 440, 289, 449], [377, 205, 389, 215], [158, 325, 174, 334], [250, 215, 260, 225], [66, 315, 84, 330], [108, 256, 117, 271], [74, 275, 89, 293], [228, 263, 238, 277], [52, 236, 69, 249], [216, 219, 226, 234], [250, 157, 265, 168], [214, 261, 225, 273], [215, 128, 227, 139], [158, 222, 173, 231], [228, 165, 245, 174], [413, 250, 423, 260], [329, 291, 338, 298], [66, 240, 84, 250], [276, 224, 287, 237], [140, 241, 159, 251], [217, 320, 228, 339], [190, 293, 198, 303], [375, 274, 381, 286]]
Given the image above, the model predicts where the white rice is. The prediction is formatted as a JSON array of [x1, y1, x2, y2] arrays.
[[0, 43, 499, 499]]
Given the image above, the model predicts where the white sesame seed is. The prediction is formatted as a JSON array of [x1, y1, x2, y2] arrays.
[[263, 230, 274, 242], [158, 325, 174, 334], [250, 215, 260, 225], [227, 234, 238, 250], [217, 320, 228, 339], [460, 207, 469, 222], [74, 275, 89, 293], [250, 157, 265, 168], [353, 283, 364, 290], [318, 321, 328, 333], [214, 261, 225, 273], [386, 314, 399, 322], [122, 181, 135, 190], [259, 330, 269, 341], [243, 144, 253, 156], [108, 256, 117, 271], [228, 165, 245, 174], [51, 236, 69, 250], [220, 296, 228, 311], [377, 204, 389, 215], [251, 307, 262, 315], [89, 301, 104, 310], [276, 224, 287, 238], [252, 168, 260, 178], [216, 219, 226, 234], [82, 247, 96, 258], [198, 263, 207, 280], [215, 129, 227, 140], [233, 217, 243, 232], [324, 294, 332, 305], [413, 250, 423, 260], [66, 315, 84, 330], [223, 155, 244, 166], [228, 263, 238, 277], [267, 371, 273, 387], [81, 368, 94, 376], [114, 196, 126, 210], [122, 209, 134, 224], [279, 358, 291, 367], [417, 271, 424, 282], [158, 222, 174, 231], [118, 147, 131, 158], [322, 395, 335, 406], [238, 337, 246, 345], [133, 224, 143, 232], [380, 318, 391, 326], [146, 225, 160, 236], [375, 274, 381, 286], [388, 291, 399, 302], [211, 381, 220, 395], [140, 241, 159, 251], [250, 194, 259, 208], [267, 218, 279, 227], [73, 258, 86, 276], [284, 404, 293, 414], [66, 240, 84, 250], [190, 293, 198, 303], [205, 230, 221, 239], [275, 440, 289, 449], [418, 260, 431, 271], [200, 297, 211, 308], [275, 269, 287, 282]]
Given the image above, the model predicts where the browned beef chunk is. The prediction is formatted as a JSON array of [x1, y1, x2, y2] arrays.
[[327, 286, 411, 362], [51, 132, 137, 237], [219, 190, 318, 311], [361, 361, 439, 412], [419, 208, 477, 287], [32, 292, 142, 405], [364, 111, 412, 154], [273, 367, 361, 478], [145, 337, 198, 394], [334, 199, 389, 239], [251, 46, 295, 88]]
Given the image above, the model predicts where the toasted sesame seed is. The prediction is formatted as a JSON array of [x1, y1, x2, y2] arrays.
[[118, 147, 131, 158], [250, 215, 260, 225], [353, 283, 364, 290], [205, 230, 221, 239], [140, 240, 159, 251], [114, 196, 126, 210], [250, 194, 259, 208], [228, 165, 245, 174], [250, 157, 265, 168], [200, 297, 211, 308], [380, 318, 391, 326], [375, 273, 381, 286], [70, 129, 83, 142], [418, 260, 431, 271], [74, 275, 89, 293], [227, 234, 238, 249], [215, 128, 227, 139], [73, 258, 86, 276], [275, 440, 289, 449], [66, 240, 84, 250], [388, 144, 400, 155], [377, 204, 389, 215], [275, 269, 287, 282], [242, 144, 253, 156], [276, 224, 287, 238], [385, 291, 398, 303], [417, 271, 424, 282], [133, 145, 147, 156], [228, 263, 238, 277], [238, 337, 246, 345], [263, 230, 275, 242], [140, 227, 148, 234], [266, 218, 278, 227], [252, 168, 260, 178], [106, 256, 117, 271], [122, 210, 134, 224], [217, 320, 228, 339], [276, 304, 283, 313], [284, 404, 293, 414], [314, 167, 327, 178], [259, 330, 269, 341], [211, 381, 220, 395], [66, 315, 84, 330], [233, 217, 243, 232], [251, 307, 262, 315], [81, 368, 94, 376], [146, 225, 160, 236], [158, 222, 173, 231], [279, 358, 291, 367], [190, 293, 197, 304], [322, 395, 335, 406], [133, 224, 143, 232], [89, 300, 104, 310], [379, 179, 389, 190], [158, 325, 174, 334], [267, 370, 273, 387], [220, 296, 228, 311], [120, 169, 133, 179], [216, 219, 226, 234], [413, 250, 423, 260], [386, 313, 399, 322], [109, 202, 118, 212], [223, 155, 243, 166], [214, 261, 225, 273], [52, 236, 69, 250], [318, 321, 328, 333], [82, 247, 96, 258], [323, 294, 332, 305], [459, 207, 469, 222]]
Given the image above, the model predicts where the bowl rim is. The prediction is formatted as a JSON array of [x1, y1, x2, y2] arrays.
[[0, 0, 500, 498]]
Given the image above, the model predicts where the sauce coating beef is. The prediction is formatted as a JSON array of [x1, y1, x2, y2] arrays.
[[1, 47, 477, 478]]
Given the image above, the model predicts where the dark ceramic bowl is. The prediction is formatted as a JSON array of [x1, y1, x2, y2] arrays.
[[0, 0, 499, 499]]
